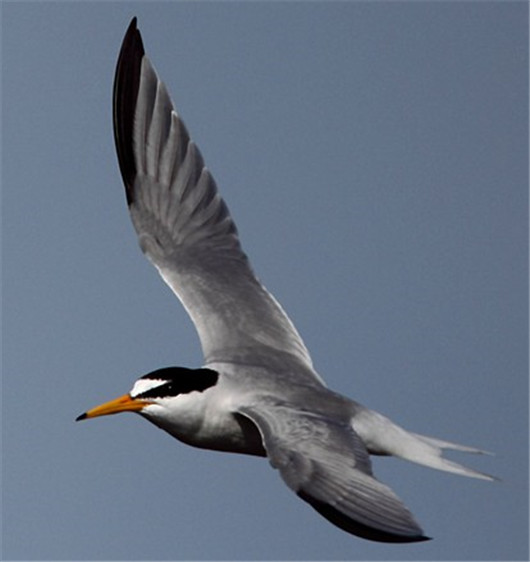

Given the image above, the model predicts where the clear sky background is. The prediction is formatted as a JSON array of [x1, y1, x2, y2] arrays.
[[2, 2, 528, 560]]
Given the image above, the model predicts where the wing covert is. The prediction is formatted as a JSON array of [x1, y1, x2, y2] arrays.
[[113, 18, 314, 371]]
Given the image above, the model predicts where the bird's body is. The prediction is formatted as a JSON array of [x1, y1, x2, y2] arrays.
[[77, 18, 494, 544]]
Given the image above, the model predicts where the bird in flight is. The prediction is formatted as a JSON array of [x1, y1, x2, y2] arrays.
[[77, 18, 494, 543]]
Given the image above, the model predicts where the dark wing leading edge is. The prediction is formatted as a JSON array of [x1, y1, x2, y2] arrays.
[[113, 18, 317, 375], [239, 402, 429, 543]]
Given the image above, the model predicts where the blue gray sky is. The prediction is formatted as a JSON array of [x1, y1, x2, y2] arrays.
[[2, 2, 528, 560]]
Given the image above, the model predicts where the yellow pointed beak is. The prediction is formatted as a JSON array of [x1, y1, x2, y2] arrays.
[[76, 393, 150, 421]]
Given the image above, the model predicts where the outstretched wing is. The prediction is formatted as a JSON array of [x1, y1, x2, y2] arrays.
[[113, 18, 316, 374], [239, 402, 429, 543]]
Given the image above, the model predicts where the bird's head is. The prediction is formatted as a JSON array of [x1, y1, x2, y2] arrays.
[[76, 367, 219, 422]]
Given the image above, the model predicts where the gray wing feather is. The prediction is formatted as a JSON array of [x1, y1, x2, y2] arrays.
[[113, 19, 316, 373], [239, 403, 429, 543]]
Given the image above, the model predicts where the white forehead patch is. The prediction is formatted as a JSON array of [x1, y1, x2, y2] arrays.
[[130, 378, 166, 398]]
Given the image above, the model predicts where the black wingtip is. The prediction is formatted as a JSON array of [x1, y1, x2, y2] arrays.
[[298, 491, 430, 544], [75, 412, 87, 422], [113, 17, 145, 204]]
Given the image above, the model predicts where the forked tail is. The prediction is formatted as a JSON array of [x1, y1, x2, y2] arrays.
[[352, 408, 497, 481]]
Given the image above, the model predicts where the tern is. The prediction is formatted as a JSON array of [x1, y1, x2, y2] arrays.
[[77, 18, 494, 543]]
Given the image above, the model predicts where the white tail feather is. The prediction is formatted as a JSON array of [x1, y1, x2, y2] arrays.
[[410, 432, 494, 456], [352, 408, 497, 481]]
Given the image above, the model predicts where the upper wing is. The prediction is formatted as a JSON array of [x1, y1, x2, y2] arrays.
[[113, 18, 315, 373], [239, 402, 429, 543]]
